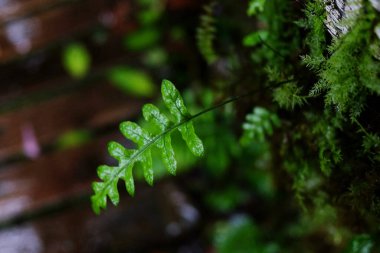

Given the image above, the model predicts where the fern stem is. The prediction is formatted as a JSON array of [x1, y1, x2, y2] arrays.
[[353, 118, 370, 136], [259, 35, 286, 58], [98, 90, 256, 200], [96, 80, 296, 203]]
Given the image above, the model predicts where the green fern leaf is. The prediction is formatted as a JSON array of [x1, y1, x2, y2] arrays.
[[142, 104, 177, 174], [161, 80, 204, 156], [91, 80, 204, 214]]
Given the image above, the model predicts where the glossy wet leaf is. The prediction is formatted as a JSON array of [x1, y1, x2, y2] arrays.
[[161, 79, 191, 123], [91, 80, 204, 213], [178, 123, 204, 157], [143, 104, 177, 174], [143, 104, 170, 132], [120, 121, 151, 146], [108, 141, 131, 163], [162, 80, 204, 156]]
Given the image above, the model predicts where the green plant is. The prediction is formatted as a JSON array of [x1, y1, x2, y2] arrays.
[[91, 80, 205, 213], [345, 234, 374, 253], [240, 107, 280, 144], [214, 215, 279, 253], [273, 82, 308, 110], [62, 42, 91, 79], [196, 1, 219, 64], [87, 0, 380, 251], [107, 67, 156, 97], [247, 0, 266, 16]]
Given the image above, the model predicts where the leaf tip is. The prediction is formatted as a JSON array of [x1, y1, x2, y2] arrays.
[[161, 79, 175, 93], [91, 196, 101, 215], [161, 79, 173, 85], [192, 138, 205, 157], [145, 171, 154, 186], [125, 179, 135, 197]]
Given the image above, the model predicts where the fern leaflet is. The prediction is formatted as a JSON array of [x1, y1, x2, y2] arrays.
[[240, 107, 281, 145], [91, 80, 204, 214]]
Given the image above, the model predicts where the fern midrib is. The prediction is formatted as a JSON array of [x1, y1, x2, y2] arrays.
[[97, 94, 244, 200], [170, 91, 188, 120]]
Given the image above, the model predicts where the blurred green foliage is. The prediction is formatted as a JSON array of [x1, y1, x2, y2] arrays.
[[214, 215, 279, 253], [243, 30, 268, 47], [240, 107, 281, 144], [205, 186, 247, 213], [108, 67, 156, 97], [196, 2, 219, 64], [137, 0, 164, 25], [56, 130, 92, 149], [124, 28, 160, 51], [247, 0, 267, 16], [62, 43, 91, 79], [345, 235, 374, 253]]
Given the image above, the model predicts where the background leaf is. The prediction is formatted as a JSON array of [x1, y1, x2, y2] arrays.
[[62, 43, 91, 79], [108, 67, 156, 97]]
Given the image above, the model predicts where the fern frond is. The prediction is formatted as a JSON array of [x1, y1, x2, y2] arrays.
[[196, 1, 219, 64], [300, 0, 327, 82], [91, 80, 204, 214], [240, 107, 281, 144], [301, 54, 325, 72]]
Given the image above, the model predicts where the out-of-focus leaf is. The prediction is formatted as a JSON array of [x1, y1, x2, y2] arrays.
[[205, 186, 248, 213], [108, 67, 156, 97], [137, 0, 164, 25], [124, 28, 160, 51], [243, 31, 268, 47], [214, 215, 279, 253], [170, 26, 186, 41], [247, 0, 267, 16], [240, 107, 281, 145], [57, 130, 92, 149], [345, 234, 374, 253], [62, 43, 91, 79], [214, 215, 259, 253], [142, 48, 168, 67]]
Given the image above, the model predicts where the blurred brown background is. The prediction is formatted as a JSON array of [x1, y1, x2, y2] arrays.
[[0, 0, 205, 252]]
